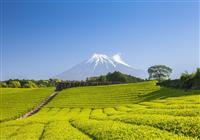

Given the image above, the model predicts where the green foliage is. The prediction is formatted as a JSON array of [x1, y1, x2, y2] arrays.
[[159, 68, 200, 89], [87, 71, 143, 83], [0, 81, 200, 139], [1, 79, 62, 88], [192, 68, 200, 89], [0, 123, 44, 140], [8, 81, 21, 88], [148, 65, 172, 81], [71, 119, 192, 140], [0, 82, 7, 87], [107, 71, 128, 82], [23, 81, 37, 88], [42, 121, 91, 140], [109, 115, 200, 138], [36, 80, 49, 87], [47, 79, 62, 87], [0, 88, 54, 121], [47, 81, 159, 108]]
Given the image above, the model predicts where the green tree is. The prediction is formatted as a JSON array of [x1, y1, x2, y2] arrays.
[[37, 80, 49, 87], [23, 81, 37, 88], [99, 76, 107, 82], [180, 71, 191, 81], [193, 68, 200, 89], [107, 71, 127, 82], [8, 81, 21, 88], [48, 79, 61, 87], [0, 82, 7, 87], [148, 65, 172, 81]]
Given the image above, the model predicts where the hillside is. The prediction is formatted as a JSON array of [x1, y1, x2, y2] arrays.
[[1, 81, 200, 140], [47, 81, 158, 108]]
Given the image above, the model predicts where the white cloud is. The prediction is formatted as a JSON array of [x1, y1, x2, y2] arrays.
[[112, 53, 131, 67]]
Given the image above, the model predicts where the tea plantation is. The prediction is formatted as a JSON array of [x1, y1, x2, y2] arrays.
[[0, 88, 54, 122], [0, 81, 200, 140]]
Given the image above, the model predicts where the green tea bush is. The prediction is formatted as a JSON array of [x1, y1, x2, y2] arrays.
[[111, 114, 200, 138], [1, 81, 200, 139], [104, 108, 122, 116], [90, 109, 107, 119], [42, 121, 91, 140], [4, 123, 44, 140], [0, 88, 54, 121], [71, 119, 193, 140]]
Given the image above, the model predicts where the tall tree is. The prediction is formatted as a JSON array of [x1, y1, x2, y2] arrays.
[[148, 65, 172, 81]]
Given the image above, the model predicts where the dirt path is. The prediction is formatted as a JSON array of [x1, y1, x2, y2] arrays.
[[17, 92, 58, 120]]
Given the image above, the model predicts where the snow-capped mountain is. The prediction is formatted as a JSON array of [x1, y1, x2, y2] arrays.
[[55, 53, 147, 80]]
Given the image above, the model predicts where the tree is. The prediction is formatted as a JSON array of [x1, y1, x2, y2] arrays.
[[194, 68, 200, 83], [86, 71, 143, 83], [23, 81, 37, 88], [107, 71, 127, 82], [8, 81, 21, 88], [181, 68, 200, 89], [0, 82, 7, 87], [180, 71, 190, 81], [98, 76, 107, 82], [148, 65, 172, 81], [37, 80, 49, 87], [48, 79, 61, 87]]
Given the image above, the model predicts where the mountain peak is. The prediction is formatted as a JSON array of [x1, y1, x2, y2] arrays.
[[87, 53, 116, 69], [87, 53, 131, 68], [90, 53, 109, 61]]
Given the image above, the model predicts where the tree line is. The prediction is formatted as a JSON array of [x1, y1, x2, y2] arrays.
[[86, 71, 144, 83], [1, 65, 199, 90], [0, 79, 62, 88], [158, 68, 200, 90], [55, 81, 124, 91], [0, 71, 144, 89], [147, 65, 200, 90], [56, 71, 144, 91], [0, 65, 171, 89]]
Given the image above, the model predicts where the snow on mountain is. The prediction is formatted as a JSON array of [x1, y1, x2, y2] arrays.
[[55, 53, 147, 80], [87, 53, 116, 70]]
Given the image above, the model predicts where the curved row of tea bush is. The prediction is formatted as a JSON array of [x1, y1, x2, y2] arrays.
[[70, 119, 194, 140]]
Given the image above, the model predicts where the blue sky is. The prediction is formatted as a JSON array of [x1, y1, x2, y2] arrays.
[[1, 0, 199, 80]]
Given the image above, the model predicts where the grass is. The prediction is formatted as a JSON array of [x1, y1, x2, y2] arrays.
[[0, 88, 54, 122], [0, 81, 200, 139]]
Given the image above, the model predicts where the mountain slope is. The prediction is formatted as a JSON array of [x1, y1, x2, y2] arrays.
[[55, 53, 147, 80]]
